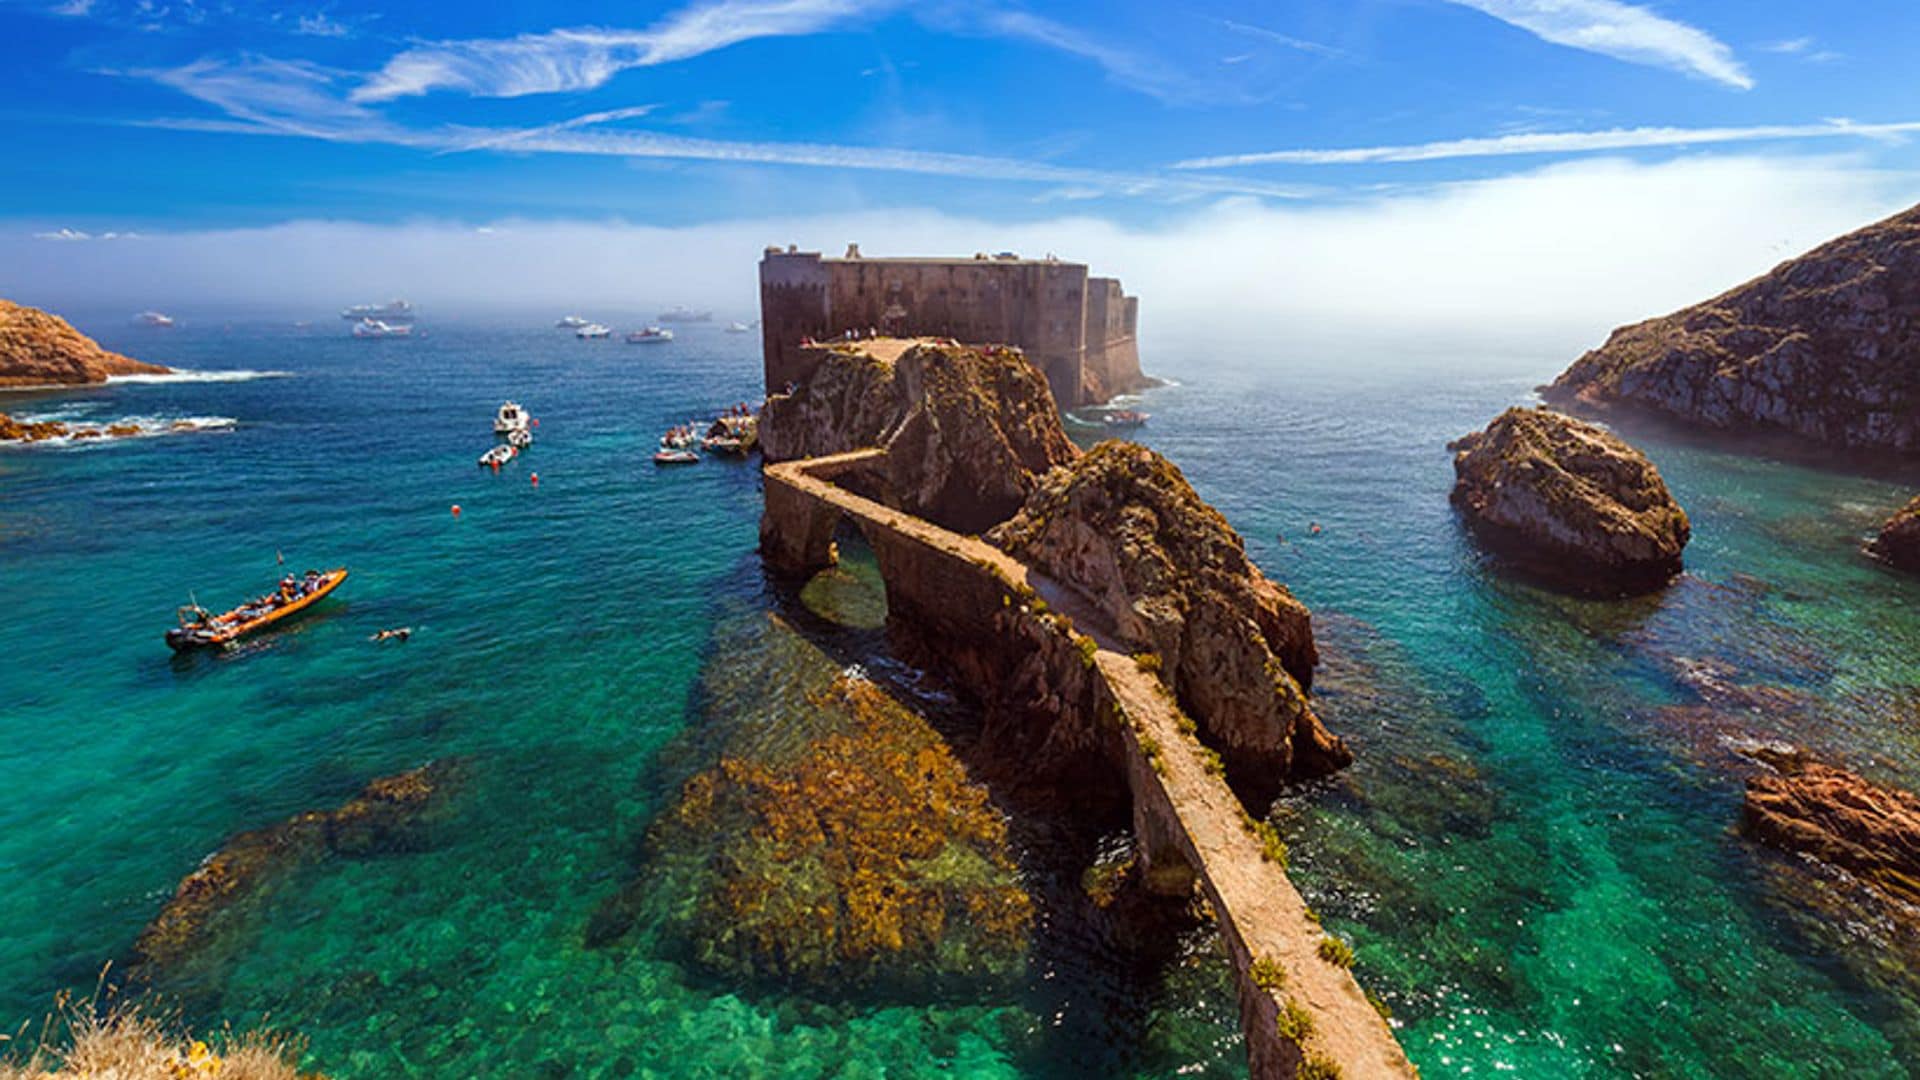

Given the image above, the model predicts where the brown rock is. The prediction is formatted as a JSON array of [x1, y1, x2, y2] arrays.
[[988, 440, 1350, 798], [1743, 751, 1920, 908], [1868, 495, 1920, 573], [760, 339, 1078, 533], [0, 299, 168, 386], [1450, 407, 1690, 595], [1543, 202, 1920, 453], [0, 412, 72, 442], [132, 761, 458, 969]]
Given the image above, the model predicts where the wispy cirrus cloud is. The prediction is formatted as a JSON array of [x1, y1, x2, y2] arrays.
[[1174, 119, 1920, 169], [133, 55, 1316, 201], [1218, 19, 1346, 60], [1441, 0, 1752, 89], [32, 227, 138, 240], [353, 0, 884, 102]]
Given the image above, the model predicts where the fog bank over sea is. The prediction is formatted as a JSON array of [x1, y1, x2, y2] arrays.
[[6, 154, 1912, 358]]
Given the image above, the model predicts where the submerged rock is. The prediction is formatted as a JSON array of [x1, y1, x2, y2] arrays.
[[1743, 748, 1920, 909], [132, 761, 459, 970], [637, 674, 1031, 990], [1868, 495, 1920, 573], [1449, 407, 1690, 596], [988, 441, 1351, 797], [1543, 202, 1920, 453], [759, 340, 1077, 533], [0, 299, 168, 387]]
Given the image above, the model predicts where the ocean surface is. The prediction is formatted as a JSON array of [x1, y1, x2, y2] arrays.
[[2, 315, 1918, 1078]]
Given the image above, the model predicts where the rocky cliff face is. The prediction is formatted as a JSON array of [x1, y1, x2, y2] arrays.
[[1743, 748, 1920, 909], [1869, 495, 1920, 573], [0, 299, 168, 386], [1543, 203, 1920, 453], [987, 441, 1350, 798], [761, 340, 1078, 533], [1450, 407, 1690, 596]]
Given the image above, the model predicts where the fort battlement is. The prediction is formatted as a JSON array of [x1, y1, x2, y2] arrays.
[[758, 246, 1145, 408]]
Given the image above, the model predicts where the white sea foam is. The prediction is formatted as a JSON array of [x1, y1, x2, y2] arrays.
[[107, 369, 292, 385], [1, 415, 237, 449]]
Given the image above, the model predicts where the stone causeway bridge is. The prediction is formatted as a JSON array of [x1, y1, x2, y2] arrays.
[[762, 448, 1414, 1079]]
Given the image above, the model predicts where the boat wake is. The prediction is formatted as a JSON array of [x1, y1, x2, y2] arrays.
[[107, 369, 292, 385]]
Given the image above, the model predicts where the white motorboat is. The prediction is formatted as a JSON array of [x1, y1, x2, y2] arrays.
[[625, 326, 674, 344], [658, 306, 712, 323], [494, 401, 531, 437], [479, 444, 517, 467], [576, 323, 612, 339], [555, 315, 589, 329], [342, 300, 415, 322], [724, 322, 750, 334], [136, 311, 175, 327], [352, 318, 413, 338]]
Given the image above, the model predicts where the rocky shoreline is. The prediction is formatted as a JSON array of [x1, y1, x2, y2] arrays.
[[0, 298, 168, 387]]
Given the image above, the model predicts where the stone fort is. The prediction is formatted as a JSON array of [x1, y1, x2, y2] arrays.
[[759, 245, 1145, 408]]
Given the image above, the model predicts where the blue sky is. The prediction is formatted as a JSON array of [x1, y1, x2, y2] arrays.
[[1, 1, 1916, 332], [3, 0, 1918, 228]]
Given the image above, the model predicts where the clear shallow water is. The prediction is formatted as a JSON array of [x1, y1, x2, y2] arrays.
[[2, 320, 1918, 1077]]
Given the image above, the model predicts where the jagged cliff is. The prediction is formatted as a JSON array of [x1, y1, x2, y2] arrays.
[[761, 340, 1078, 533], [1870, 495, 1920, 573], [1450, 407, 1690, 595], [0, 299, 168, 386], [987, 441, 1350, 797], [1544, 203, 1920, 453]]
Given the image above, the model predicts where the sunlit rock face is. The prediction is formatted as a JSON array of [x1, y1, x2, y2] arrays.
[[988, 440, 1351, 801], [0, 299, 168, 386], [1743, 747, 1920, 910], [1869, 495, 1920, 573], [760, 340, 1078, 533], [1544, 202, 1920, 453], [1449, 407, 1690, 596], [638, 673, 1032, 991]]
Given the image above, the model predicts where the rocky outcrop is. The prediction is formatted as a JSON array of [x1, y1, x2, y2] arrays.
[[1, 412, 145, 443], [988, 441, 1350, 799], [1743, 748, 1920, 908], [1868, 495, 1920, 573], [0, 299, 167, 386], [629, 674, 1031, 989], [1450, 407, 1690, 595], [1543, 203, 1920, 453], [760, 340, 1078, 533], [132, 761, 458, 970]]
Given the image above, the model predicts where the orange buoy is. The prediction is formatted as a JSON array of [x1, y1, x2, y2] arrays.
[[490, 460, 500, 472], [530, 472, 540, 486], [451, 504, 462, 517], [532, 418, 540, 427]]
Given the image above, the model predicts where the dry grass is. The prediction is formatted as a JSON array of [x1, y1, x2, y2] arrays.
[[1, 981, 312, 1080]]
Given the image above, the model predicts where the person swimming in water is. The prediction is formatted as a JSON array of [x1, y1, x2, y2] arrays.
[[369, 627, 413, 643]]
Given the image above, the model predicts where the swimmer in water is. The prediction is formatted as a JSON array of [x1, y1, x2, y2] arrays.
[[369, 627, 413, 643]]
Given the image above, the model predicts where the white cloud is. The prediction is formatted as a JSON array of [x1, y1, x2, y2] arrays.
[[975, 10, 1200, 104], [295, 13, 350, 37], [1175, 119, 1920, 168], [4, 156, 1907, 363], [50, 0, 95, 16], [1759, 37, 1813, 55], [1442, 0, 1752, 89], [1219, 19, 1346, 59], [353, 0, 883, 102], [32, 227, 138, 241]]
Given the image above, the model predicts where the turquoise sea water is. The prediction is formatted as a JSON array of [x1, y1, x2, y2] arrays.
[[2, 316, 1918, 1077]]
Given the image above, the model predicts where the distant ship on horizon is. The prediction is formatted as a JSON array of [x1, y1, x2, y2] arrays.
[[657, 306, 712, 323], [136, 311, 175, 327], [341, 299, 416, 322]]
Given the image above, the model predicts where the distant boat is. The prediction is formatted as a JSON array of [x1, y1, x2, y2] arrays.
[[352, 318, 412, 339], [341, 300, 416, 322], [555, 315, 589, 329], [576, 323, 612, 339], [136, 311, 175, 327], [479, 443, 517, 468], [657, 306, 712, 323], [494, 401, 532, 438], [653, 449, 700, 466], [725, 321, 750, 334], [1101, 410, 1150, 429], [626, 326, 674, 344]]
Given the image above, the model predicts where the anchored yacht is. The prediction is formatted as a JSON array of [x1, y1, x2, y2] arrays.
[[555, 315, 589, 329], [352, 318, 412, 338], [576, 323, 612, 339], [342, 299, 415, 322], [626, 326, 674, 344]]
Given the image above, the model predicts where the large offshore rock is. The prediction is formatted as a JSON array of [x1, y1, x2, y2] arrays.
[[1744, 750, 1920, 908], [1543, 202, 1920, 453], [0, 299, 168, 386], [759, 339, 1077, 533], [1450, 407, 1690, 595], [1868, 495, 1920, 573], [988, 440, 1351, 797]]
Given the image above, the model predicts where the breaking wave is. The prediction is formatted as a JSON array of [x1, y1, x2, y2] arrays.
[[107, 369, 292, 385]]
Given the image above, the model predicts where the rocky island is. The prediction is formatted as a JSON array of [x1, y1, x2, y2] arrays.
[[1449, 406, 1691, 595], [0, 298, 168, 387], [1543, 202, 1920, 454], [1869, 495, 1920, 573]]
